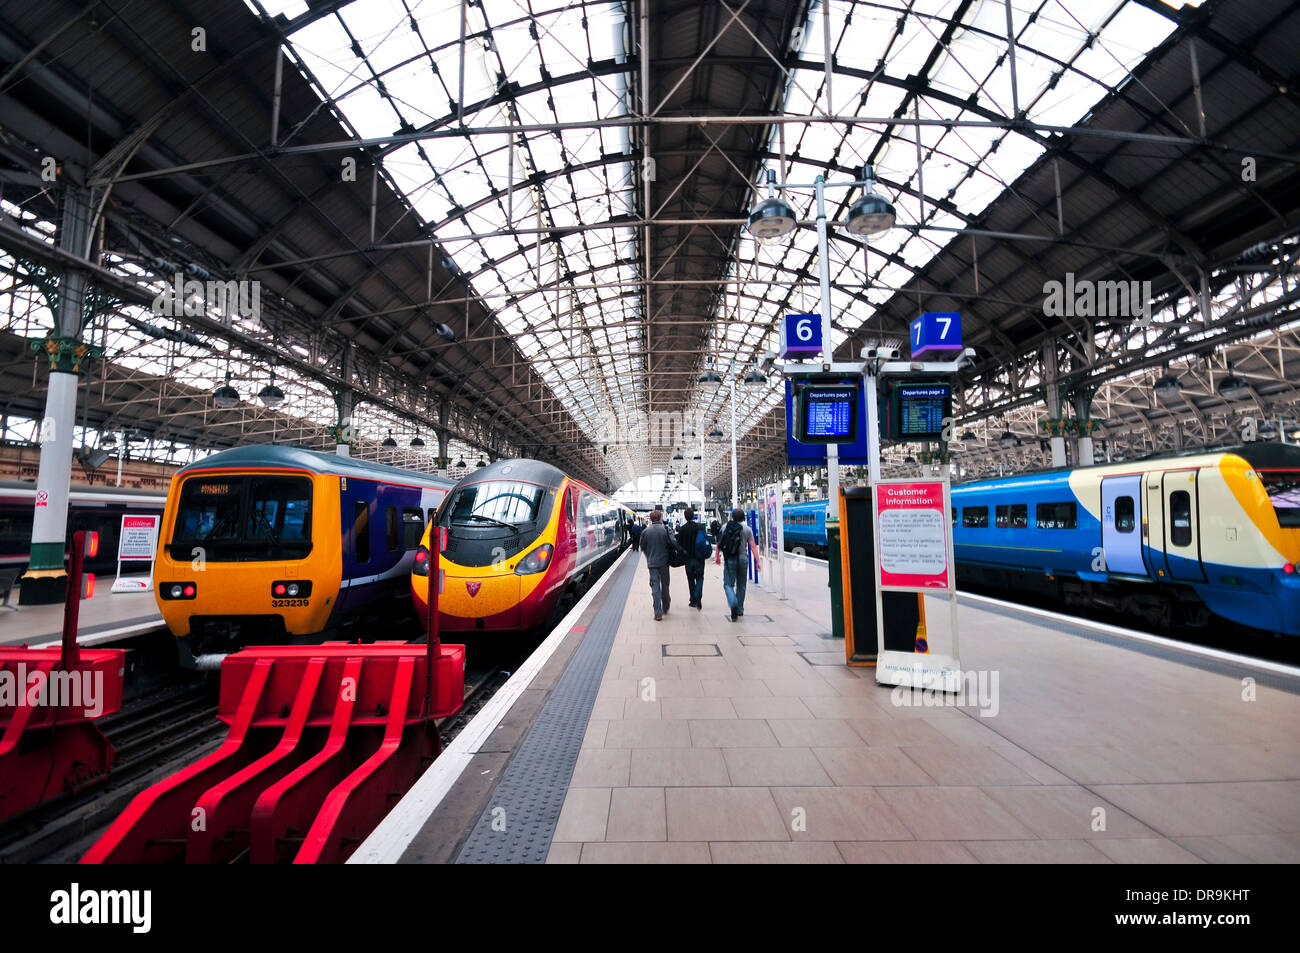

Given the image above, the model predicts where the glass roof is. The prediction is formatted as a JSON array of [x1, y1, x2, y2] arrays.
[[690, 0, 1187, 469], [257, 0, 1193, 484]]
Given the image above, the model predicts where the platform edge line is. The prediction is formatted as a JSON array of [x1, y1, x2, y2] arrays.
[[348, 548, 632, 864]]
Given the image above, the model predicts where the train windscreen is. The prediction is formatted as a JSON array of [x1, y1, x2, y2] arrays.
[[170, 475, 313, 560], [1259, 470, 1300, 528], [444, 481, 545, 526]]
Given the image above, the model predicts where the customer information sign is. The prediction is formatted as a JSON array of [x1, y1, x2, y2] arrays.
[[874, 480, 950, 591], [872, 478, 961, 693]]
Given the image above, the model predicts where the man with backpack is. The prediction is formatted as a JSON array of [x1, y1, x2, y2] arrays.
[[718, 508, 761, 622], [675, 507, 711, 610], [640, 509, 672, 621]]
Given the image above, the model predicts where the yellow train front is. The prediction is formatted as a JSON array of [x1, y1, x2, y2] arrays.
[[413, 459, 629, 633], [154, 445, 451, 668]]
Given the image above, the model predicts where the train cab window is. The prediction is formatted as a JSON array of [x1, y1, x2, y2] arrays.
[[1036, 502, 1077, 530], [962, 506, 988, 528], [1169, 491, 1192, 546], [1115, 497, 1136, 533], [1258, 469, 1300, 528], [353, 501, 370, 564], [172, 475, 312, 560], [385, 507, 400, 552], [995, 504, 1028, 529], [402, 508, 424, 549]]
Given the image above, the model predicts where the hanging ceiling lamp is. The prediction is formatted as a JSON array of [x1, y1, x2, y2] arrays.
[[410, 434, 426, 448], [746, 169, 797, 243], [1218, 361, 1251, 401], [258, 370, 285, 408], [845, 165, 897, 237], [213, 372, 240, 409], [381, 430, 398, 447]]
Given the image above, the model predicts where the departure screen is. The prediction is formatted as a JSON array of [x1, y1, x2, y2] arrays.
[[797, 384, 860, 444], [894, 383, 951, 439]]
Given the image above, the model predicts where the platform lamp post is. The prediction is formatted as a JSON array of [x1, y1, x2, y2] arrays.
[[746, 165, 896, 506]]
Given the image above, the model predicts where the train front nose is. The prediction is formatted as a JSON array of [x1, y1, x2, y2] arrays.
[[417, 568, 522, 630]]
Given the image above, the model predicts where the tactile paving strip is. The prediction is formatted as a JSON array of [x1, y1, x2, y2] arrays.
[[455, 554, 639, 863]]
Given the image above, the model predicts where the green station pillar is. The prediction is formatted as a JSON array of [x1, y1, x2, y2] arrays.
[[20, 183, 104, 604]]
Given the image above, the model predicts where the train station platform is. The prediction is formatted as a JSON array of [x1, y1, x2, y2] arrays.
[[0, 589, 162, 648], [355, 548, 1300, 865]]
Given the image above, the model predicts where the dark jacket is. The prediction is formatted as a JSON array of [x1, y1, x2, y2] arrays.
[[676, 520, 702, 562]]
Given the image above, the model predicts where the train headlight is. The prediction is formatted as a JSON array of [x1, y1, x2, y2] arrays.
[[270, 580, 312, 598], [170, 584, 183, 598], [1285, 563, 1296, 575], [515, 543, 554, 575], [162, 582, 197, 600], [412, 545, 431, 576]]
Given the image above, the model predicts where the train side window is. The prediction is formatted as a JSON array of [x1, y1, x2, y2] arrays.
[[1169, 491, 1192, 546], [1115, 497, 1135, 533], [951, 507, 956, 526], [353, 501, 370, 564], [402, 508, 424, 549], [385, 507, 399, 552], [1036, 501, 1077, 529], [962, 506, 988, 528], [995, 504, 1027, 529]]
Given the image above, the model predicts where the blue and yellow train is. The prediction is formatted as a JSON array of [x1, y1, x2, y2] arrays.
[[153, 445, 453, 668], [780, 443, 1300, 636]]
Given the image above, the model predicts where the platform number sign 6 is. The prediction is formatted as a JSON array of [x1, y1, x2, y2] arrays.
[[781, 313, 822, 358]]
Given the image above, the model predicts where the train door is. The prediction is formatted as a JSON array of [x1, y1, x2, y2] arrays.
[[1100, 476, 1145, 575], [339, 481, 373, 610], [1161, 469, 1206, 582]]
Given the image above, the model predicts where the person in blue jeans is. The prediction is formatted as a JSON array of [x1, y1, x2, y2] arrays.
[[717, 508, 761, 622]]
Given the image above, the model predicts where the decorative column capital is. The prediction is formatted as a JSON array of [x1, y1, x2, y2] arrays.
[[31, 335, 103, 373]]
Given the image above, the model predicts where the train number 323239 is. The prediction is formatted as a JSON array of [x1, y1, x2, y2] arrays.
[[272, 598, 310, 608]]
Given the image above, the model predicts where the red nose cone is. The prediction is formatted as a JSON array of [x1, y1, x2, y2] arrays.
[[466, 581, 482, 597]]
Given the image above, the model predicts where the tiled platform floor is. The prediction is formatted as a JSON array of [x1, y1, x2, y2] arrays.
[[0, 588, 162, 647], [545, 552, 1300, 864]]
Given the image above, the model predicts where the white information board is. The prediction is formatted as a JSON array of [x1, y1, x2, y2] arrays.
[[111, 514, 160, 593]]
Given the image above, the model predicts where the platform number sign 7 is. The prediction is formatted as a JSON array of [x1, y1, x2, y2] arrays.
[[781, 313, 822, 358], [910, 312, 963, 359]]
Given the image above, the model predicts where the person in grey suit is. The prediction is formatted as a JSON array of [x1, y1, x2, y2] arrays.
[[640, 509, 672, 621]]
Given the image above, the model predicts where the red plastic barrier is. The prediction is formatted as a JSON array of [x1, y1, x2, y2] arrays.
[[0, 530, 123, 820], [0, 648, 126, 820], [82, 642, 464, 864]]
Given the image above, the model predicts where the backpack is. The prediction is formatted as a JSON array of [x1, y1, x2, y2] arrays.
[[693, 527, 712, 560], [719, 521, 744, 558]]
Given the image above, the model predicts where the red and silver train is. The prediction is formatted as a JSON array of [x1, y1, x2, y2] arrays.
[[412, 459, 631, 633]]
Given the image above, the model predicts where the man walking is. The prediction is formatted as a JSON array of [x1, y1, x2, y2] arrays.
[[717, 508, 761, 622], [640, 509, 672, 621], [675, 507, 707, 610], [629, 517, 643, 552]]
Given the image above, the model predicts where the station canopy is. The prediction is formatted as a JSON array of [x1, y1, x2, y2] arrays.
[[1, 0, 1296, 489]]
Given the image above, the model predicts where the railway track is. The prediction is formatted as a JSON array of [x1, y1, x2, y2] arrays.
[[0, 680, 224, 864]]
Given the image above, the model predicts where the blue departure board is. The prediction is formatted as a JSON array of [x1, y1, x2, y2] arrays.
[[796, 383, 861, 444]]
